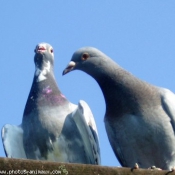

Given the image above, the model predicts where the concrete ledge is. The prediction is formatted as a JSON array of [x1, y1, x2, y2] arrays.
[[0, 157, 174, 175]]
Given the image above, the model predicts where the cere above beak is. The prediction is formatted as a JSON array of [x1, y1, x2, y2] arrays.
[[35, 46, 46, 53], [62, 61, 76, 75]]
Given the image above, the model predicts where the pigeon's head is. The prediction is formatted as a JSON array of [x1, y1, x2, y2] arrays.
[[34, 42, 54, 69], [34, 43, 55, 82], [63, 47, 109, 77]]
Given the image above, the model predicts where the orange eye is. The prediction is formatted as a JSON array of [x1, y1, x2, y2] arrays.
[[82, 53, 89, 61]]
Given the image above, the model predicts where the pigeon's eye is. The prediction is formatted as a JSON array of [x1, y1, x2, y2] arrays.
[[82, 53, 89, 61], [50, 48, 54, 53]]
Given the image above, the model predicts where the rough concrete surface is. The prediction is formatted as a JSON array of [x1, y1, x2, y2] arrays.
[[0, 157, 174, 175]]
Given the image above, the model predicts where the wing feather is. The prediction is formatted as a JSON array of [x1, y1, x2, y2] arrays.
[[2, 124, 26, 158], [72, 100, 101, 164]]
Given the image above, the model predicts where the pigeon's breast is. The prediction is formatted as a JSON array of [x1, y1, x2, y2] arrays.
[[37, 94, 67, 107], [36, 86, 67, 106]]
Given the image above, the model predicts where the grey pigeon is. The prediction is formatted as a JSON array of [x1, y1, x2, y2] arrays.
[[2, 43, 100, 164], [63, 47, 175, 170]]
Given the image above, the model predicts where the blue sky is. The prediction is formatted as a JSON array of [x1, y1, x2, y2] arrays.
[[0, 1, 175, 167]]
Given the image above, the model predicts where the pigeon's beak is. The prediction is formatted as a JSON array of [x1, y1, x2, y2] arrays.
[[35, 45, 47, 54], [62, 61, 76, 75]]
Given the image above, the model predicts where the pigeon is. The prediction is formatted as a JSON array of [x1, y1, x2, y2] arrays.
[[63, 47, 175, 170], [2, 43, 101, 164]]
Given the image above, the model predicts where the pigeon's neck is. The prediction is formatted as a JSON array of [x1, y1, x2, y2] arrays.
[[90, 61, 159, 117], [23, 71, 68, 115]]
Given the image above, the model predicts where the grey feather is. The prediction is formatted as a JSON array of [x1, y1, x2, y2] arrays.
[[2, 124, 26, 158], [2, 44, 100, 164], [63, 47, 175, 169]]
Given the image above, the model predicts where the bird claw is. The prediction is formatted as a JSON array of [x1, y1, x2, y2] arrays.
[[148, 166, 162, 170], [170, 167, 175, 172], [134, 163, 139, 169], [131, 163, 139, 171]]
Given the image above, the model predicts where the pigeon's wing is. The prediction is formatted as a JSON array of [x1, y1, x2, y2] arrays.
[[2, 124, 26, 158], [159, 87, 175, 131], [104, 115, 128, 167], [72, 100, 101, 164]]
